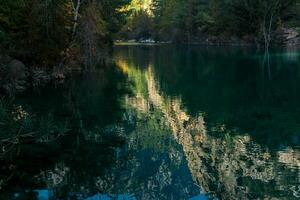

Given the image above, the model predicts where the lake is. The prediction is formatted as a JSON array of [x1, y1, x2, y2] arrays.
[[2, 45, 300, 199]]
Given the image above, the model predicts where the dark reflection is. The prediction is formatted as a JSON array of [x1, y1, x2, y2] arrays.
[[1, 66, 129, 199]]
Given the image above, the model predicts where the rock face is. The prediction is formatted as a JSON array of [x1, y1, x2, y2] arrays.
[[0, 57, 29, 95]]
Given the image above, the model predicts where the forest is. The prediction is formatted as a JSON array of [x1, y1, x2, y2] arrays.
[[0, 0, 299, 74], [120, 0, 300, 45]]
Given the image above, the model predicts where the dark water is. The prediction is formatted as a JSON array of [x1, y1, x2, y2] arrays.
[[2, 45, 300, 199]]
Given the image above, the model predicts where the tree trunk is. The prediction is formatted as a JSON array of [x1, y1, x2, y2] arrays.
[[71, 0, 81, 39]]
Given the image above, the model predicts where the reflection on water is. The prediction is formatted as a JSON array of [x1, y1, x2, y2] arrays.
[[1, 45, 300, 199], [115, 45, 300, 199]]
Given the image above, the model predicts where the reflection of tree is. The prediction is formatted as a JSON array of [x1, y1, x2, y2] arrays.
[[262, 48, 271, 80], [125, 45, 300, 149], [121, 60, 300, 199]]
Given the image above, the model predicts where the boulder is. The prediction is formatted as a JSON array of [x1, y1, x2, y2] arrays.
[[6, 60, 29, 81], [0, 58, 29, 95]]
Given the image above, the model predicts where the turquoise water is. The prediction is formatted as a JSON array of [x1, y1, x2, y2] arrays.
[[2, 45, 300, 199]]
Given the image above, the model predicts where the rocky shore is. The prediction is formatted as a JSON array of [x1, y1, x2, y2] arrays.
[[0, 55, 66, 96]]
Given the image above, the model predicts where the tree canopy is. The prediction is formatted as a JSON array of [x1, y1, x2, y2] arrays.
[[118, 0, 300, 44], [0, 0, 129, 68]]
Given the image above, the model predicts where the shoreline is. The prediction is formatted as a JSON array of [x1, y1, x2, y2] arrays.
[[114, 40, 300, 48]]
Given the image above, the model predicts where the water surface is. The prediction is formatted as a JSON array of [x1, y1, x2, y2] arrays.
[[2, 45, 300, 200]]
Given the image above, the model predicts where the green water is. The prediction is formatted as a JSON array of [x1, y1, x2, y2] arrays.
[[2, 45, 300, 199]]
